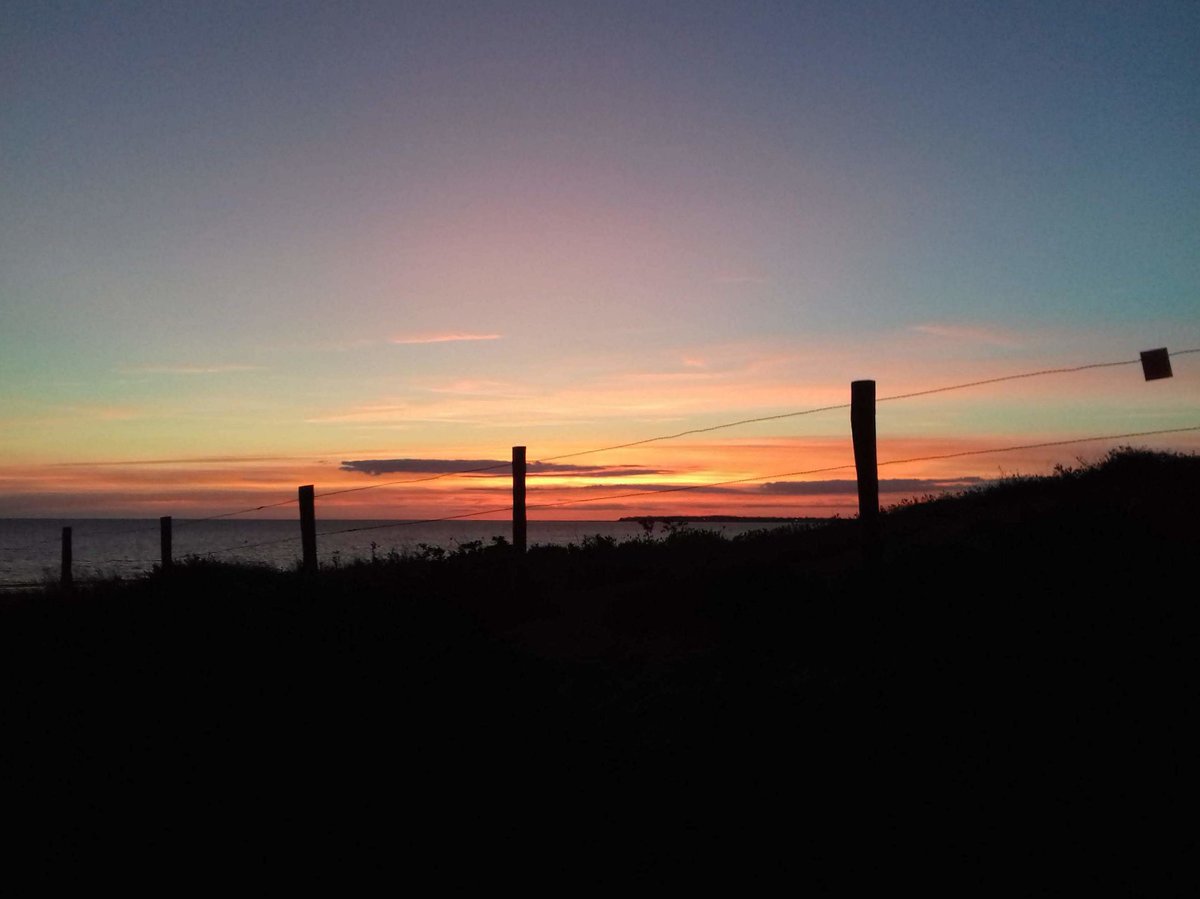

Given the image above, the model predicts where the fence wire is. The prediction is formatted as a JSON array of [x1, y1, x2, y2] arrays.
[[186, 422, 1199, 558], [2, 347, 1196, 565]]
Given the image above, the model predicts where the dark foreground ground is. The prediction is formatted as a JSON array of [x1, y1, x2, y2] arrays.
[[2, 449, 1196, 880]]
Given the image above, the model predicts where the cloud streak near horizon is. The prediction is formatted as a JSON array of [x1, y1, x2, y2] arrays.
[[339, 458, 665, 477], [759, 477, 986, 495], [513, 476, 991, 497]]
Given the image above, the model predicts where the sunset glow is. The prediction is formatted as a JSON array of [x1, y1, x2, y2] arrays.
[[2, 2, 1197, 522]]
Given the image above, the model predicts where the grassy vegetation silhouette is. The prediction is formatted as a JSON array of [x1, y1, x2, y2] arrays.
[[2, 447, 1196, 871]]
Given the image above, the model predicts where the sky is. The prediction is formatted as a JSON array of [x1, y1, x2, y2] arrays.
[[2, 0, 1198, 520]]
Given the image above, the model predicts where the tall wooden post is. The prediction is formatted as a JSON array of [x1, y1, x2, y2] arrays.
[[61, 526, 73, 590], [512, 446, 527, 553], [160, 516, 173, 571], [299, 485, 317, 573], [851, 380, 879, 550]]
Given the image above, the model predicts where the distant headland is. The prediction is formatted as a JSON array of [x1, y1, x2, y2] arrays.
[[618, 515, 835, 524]]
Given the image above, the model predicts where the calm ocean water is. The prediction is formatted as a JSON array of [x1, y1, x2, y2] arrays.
[[0, 518, 797, 587]]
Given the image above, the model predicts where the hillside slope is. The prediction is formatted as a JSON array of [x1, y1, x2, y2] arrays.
[[2, 448, 1196, 874]]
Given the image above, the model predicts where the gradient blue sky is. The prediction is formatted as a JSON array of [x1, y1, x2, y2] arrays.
[[2, 1, 1197, 517]]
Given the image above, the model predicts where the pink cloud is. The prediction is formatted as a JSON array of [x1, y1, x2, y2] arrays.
[[120, 364, 263, 374], [423, 379, 530, 397], [911, 323, 1022, 348], [390, 332, 502, 345], [713, 275, 769, 284]]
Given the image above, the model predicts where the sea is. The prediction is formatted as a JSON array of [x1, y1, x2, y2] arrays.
[[0, 518, 799, 588]]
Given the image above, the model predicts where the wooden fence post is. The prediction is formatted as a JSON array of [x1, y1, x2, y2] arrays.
[[851, 380, 880, 554], [513, 446, 527, 553], [299, 485, 317, 573], [160, 516, 173, 571], [61, 526, 73, 590]]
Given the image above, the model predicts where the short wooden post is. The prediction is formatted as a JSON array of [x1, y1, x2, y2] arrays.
[[61, 526, 73, 590], [512, 446, 527, 553], [160, 516, 173, 571], [299, 485, 317, 573], [851, 380, 880, 554]]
